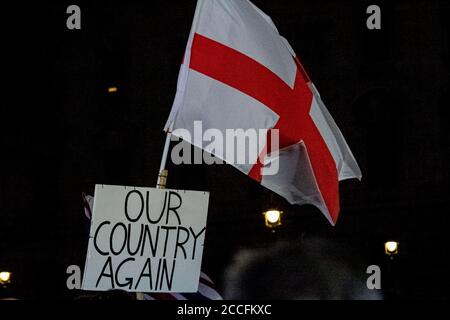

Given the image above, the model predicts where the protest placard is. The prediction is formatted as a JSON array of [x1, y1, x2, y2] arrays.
[[82, 185, 209, 292]]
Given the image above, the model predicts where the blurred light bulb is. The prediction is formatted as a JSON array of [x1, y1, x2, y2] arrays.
[[266, 210, 281, 224], [0, 271, 11, 283], [385, 241, 399, 255], [263, 210, 282, 228]]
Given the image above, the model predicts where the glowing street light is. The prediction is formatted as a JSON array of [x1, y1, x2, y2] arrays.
[[0, 271, 11, 284], [385, 241, 399, 256], [107, 86, 118, 93], [263, 210, 282, 228]]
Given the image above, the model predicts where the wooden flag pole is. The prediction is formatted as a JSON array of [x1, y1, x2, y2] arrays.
[[136, 131, 172, 301], [156, 132, 172, 189]]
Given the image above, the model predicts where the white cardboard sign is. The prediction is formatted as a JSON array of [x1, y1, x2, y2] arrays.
[[82, 185, 209, 293]]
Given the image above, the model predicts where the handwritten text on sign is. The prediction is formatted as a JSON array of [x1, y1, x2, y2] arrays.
[[82, 185, 210, 292]]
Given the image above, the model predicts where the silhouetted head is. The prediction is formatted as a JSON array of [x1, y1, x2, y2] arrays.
[[224, 236, 383, 300]]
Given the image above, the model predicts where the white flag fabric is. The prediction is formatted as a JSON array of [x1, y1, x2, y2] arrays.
[[165, 0, 361, 225]]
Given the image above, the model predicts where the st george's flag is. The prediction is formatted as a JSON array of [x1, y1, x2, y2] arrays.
[[165, 0, 362, 225]]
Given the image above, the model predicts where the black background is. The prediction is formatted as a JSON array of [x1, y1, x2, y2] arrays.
[[1, 0, 449, 299]]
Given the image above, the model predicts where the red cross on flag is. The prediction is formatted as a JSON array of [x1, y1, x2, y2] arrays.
[[165, 0, 362, 225]]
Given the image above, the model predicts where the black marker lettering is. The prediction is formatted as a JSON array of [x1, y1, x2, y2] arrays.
[[190, 227, 206, 260], [134, 258, 153, 290], [174, 226, 190, 259], [141, 225, 160, 257], [94, 221, 111, 256], [115, 258, 135, 290], [110, 223, 127, 255], [166, 191, 182, 225], [124, 190, 144, 222], [126, 223, 144, 256], [146, 191, 165, 224], [95, 256, 114, 288], [161, 226, 177, 257], [159, 259, 176, 291]]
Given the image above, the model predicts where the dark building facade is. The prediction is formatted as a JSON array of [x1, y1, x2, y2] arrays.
[[1, 0, 449, 299]]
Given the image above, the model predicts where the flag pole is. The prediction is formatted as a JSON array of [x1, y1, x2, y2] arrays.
[[156, 131, 172, 188], [136, 131, 172, 300]]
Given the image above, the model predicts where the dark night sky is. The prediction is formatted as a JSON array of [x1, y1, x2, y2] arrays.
[[1, 0, 449, 299]]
